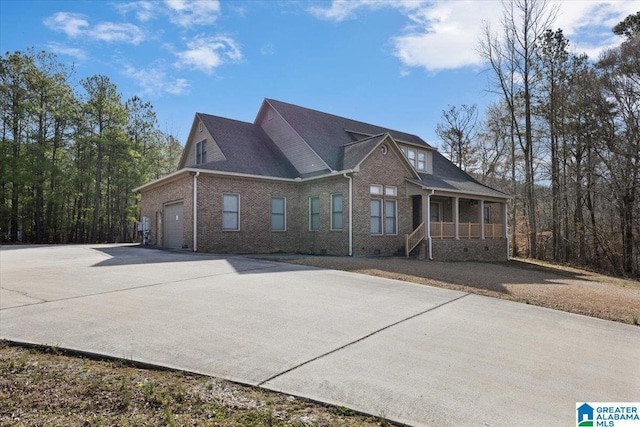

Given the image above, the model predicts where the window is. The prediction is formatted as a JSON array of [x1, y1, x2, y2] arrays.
[[370, 185, 382, 195], [196, 139, 207, 164], [385, 186, 397, 196], [417, 151, 426, 171], [271, 197, 286, 231], [484, 205, 491, 224], [222, 194, 239, 230], [407, 148, 416, 168], [331, 194, 343, 230], [370, 199, 382, 235], [430, 201, 442, 222], [401, 146, 407, 156], [385, 200, 397, 235], [309, 197, 320, 230]]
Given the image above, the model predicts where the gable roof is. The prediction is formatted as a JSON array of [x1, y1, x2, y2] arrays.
[[158, 99, 507, 201], [197, 114, 298, 179], [342, 134, 388, 170], [265, 98, 433, 171]]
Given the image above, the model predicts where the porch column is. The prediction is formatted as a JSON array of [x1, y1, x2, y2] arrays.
[[479, 199, 485, 240], [424, 193, 431, 236], [424, 192, 432, 260], [501, 202, 508, 238], [454, 196, 460, 240]]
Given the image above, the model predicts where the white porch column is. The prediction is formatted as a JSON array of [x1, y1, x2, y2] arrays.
[[479, 199, 485, 240], [454, 196, 460, 240], [501, 202, 508, 238], [424, 190, 433, 260]]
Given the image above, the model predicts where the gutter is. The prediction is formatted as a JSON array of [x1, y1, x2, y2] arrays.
[[343, 172, 353, 256], [192, 171, 200, 252]]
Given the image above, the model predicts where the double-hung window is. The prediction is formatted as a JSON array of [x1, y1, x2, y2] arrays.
[[196, 139, 207, 164], [370, 199, 383, 235], [385, 200, 397, 235], [222, 194, 239, 230], [417, 151, 426, 171], [309, 197, 320, 230], [370, 185, 398, 235], [407, 148, 416, 168], [331, 194, 343, 230], [271, 197, 286, 231]]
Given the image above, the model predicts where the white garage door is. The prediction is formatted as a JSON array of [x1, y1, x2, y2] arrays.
[[164, 201, 184, 248]]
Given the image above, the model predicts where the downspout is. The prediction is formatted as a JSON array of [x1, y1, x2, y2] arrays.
[[426, 189, 434, 260], [193, 171, 200, 252], [343, 172, 353, 256]]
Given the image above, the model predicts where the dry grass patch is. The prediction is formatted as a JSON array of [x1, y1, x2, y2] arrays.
[[285, 256, 640, 325], [0, 342, 389, 427]]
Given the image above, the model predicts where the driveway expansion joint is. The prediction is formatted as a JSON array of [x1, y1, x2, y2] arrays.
[[257, 292, 470, 387]]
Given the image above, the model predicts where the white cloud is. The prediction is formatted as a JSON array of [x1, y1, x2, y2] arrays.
[[174, 35, 242, 74], [43, 12, 89, 37], [165, 0, 221, 27], [309, 0, 640, 72], [309, 0, 426, 22], [46, 42, 88, 61], [43, 11, 145, 44], [93, 22, 145, 44], [116, 1, 156, 22], [124, 65, 190, 96]]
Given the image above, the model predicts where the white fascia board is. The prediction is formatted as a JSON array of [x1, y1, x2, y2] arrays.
[[133, 168, 358, 193]]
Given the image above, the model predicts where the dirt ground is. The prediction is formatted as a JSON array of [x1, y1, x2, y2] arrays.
[[0, 343, 385, 427], [285, 257, 640, 325]]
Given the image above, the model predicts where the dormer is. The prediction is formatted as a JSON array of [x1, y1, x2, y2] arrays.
[[398, 143, 433, 174]]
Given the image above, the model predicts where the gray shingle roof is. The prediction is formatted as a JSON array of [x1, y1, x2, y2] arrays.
[[196, 114, 298, 178], [266, 99, 432, 171], [342, 134, 387, 170], [410, 151, 508, 198]]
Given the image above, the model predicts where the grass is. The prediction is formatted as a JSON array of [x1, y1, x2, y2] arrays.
[[284, 256, 640, 325], [0, 341, 388, 427]]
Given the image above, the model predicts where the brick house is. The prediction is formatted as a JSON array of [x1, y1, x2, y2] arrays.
[[134, 99, 509, 261]]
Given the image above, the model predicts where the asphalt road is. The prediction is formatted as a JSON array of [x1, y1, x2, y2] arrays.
[[1, 244, 638, 426]]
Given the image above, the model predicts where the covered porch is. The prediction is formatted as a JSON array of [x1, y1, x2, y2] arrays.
[[405, 183, 509, 260]]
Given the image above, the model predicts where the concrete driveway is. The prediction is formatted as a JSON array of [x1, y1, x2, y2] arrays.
[[1, 244, 638, 426]]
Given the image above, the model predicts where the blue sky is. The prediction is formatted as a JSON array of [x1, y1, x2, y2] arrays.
[[1, 0, 638, 149]]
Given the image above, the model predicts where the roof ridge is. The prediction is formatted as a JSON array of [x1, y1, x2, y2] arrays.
[[342, 133, 387, 147], [198, 113, 253, 126], [265, 98, 425, 142]]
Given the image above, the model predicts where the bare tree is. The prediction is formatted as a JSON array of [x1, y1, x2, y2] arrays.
[[435, 104, 478, 170], [478, 0, 558, 258]]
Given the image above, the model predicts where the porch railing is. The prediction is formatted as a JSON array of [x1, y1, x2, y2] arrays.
[[405, 221, 425, 257], [430, 222, 504, 239]]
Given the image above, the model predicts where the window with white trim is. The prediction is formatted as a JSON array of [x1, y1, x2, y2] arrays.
[[407, 148, 416, 168], [309, 197, 320, 230], [271, 197, 286, 231], [385, 186, 397, 196], [370, 184, 382, 195], [222, 194, 239, 230], [418, 151, 426, 170], [385, 200, 397, 235], [196, 139, 207, 164], [370, 199, 382, 234], [331, 194, 343, 230]]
